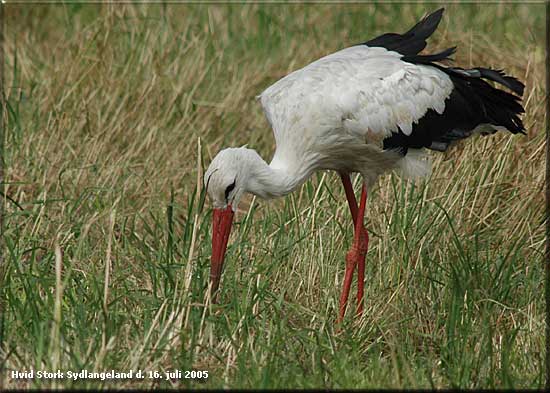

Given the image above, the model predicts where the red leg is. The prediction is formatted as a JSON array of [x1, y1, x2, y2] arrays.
[[338, 174, 369, 322], [338, 245, 357, 322], [355, 186, 368, 316], [338, 174, 358, 322], [340, 173, 358, 224]]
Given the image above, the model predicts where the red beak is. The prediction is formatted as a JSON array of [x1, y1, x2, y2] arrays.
[[210, 204, 234, 300]]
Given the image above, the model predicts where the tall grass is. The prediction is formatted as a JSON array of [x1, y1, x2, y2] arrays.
[[1, 3, 545, 389]]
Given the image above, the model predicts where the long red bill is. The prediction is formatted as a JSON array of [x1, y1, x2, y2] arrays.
[[210, 204, 234, 300]]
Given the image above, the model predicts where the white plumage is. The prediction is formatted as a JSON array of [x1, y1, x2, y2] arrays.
[[259, 45, 453, 186]]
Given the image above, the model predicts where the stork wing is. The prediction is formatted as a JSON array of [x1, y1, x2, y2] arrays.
[[258, 45, 453, 158]]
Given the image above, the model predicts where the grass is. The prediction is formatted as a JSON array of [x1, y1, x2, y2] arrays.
[[1, 2, 545, 389]]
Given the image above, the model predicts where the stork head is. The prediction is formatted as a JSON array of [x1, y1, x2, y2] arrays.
[[204, 147, 257, 298], [204, 147, 255, 210]]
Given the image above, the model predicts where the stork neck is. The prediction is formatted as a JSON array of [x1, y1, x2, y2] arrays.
[[245, 154, 309, 199]]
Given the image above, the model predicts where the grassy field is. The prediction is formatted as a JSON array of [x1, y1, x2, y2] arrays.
[[1, 3, 545, 389]]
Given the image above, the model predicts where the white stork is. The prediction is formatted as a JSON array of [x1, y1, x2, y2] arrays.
[[204, 8, 525, 321]]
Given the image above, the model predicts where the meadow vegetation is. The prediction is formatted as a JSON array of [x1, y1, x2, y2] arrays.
[[1, 3, 545, 389]]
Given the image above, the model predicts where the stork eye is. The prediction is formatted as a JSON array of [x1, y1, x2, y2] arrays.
[[224, 179, 236, 201]]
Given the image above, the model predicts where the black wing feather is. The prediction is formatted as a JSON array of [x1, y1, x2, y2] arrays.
[[363, 8, 445, 56], [362, 8, 525, 154]]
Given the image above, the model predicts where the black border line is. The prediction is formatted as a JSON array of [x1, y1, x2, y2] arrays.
[[0, 0, 5, 389], [546, 0, 550, 389], [0, 2, 5, 391], [0, 2, 545, 390]]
